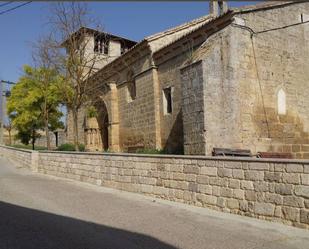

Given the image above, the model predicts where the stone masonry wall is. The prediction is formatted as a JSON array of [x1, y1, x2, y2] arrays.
[[0, 146, 32, 169], [234, 3, 309, 157], [1, 145, 309, 229], [181, 61, 206, 155]]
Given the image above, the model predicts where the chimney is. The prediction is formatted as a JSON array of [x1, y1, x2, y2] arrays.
[[209, 1, 228, 17]]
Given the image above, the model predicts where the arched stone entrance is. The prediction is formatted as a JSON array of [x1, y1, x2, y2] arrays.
[[95, 100, 109, 151], [84, 100, 109, 152], [85, 82, 120, 152]]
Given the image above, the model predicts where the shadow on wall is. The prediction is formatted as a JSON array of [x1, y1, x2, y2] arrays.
[[253, 106, 309, 158], [164, 111, 184, 154], [0, 201, 177, 249]]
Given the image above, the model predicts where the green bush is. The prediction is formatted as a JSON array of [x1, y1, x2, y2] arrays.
[[9, 144, 47, 151], [57, 143, 85, 152]]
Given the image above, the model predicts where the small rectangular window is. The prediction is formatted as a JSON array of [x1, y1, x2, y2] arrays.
[[163, 87, 173, 114]]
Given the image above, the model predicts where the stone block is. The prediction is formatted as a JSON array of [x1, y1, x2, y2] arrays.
[[185, 174, 197, 182], [141, 184, 153, 193], [153, 186, 169, 196], [301, 174, 309, 185], [239, 200, 249, 212], [227, 199, 239, 209], [197, 175, 209, 184], [248, 162, 269, 171], [233, 189, 245, 199], [183, 191, 193, 201], [188, 182, 198, 192], [245, 190, 257, 201], [286, 164, 303, 173], [282, 173, 300, 184], [264, 172, 281, 183], [220, 187, 233, 198], [265, 193, 283, 205], [173, 173, 185, 180], [275, 184, 293, 195], [274, 164, 285, 172], [217, 197, 225, 208], [177, 181, 189, 190], [274, 206, 282, 218], [283, 196, 304, 208], [199, 185, 212, 195], [245, 171, 264, 181], [295, 185, 309, 198], [282, 207, 299, 222], [218, 168, 232, 178], [209, 177, 226, 186], [224, 161, 242, 169], [241, 180, 254, 190], [232, 169, 244, 179], [228, 179, 240, 189], [205, 195, 217, 205], [254, 203, 275, 216], [300, 209, 309, 224], [254, 182, 269, 192], [212, 186, 220, 196], [201, 166, 217, 176], [170, 164, 183, 172], [184, 165, 199, 174]]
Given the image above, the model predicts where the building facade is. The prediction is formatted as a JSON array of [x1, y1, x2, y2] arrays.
[[66, 1, 309, 158]]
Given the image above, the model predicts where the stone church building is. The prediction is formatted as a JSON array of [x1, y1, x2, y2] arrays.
[[66, 1, 309, 158]]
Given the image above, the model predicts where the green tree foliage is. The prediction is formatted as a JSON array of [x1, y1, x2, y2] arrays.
[[7, 65, 64, 150]]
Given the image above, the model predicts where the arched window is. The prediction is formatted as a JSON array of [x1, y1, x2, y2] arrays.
[[277, 88, 286, 115]]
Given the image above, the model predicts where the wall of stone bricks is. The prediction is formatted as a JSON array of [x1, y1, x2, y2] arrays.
[[0, 146, 32, 169], [1, 145, 309, 229], [234, 3, 309, 158], [157, 52, 189, 154], [181, 61, 206, 155], [178, 2, 309, 157]]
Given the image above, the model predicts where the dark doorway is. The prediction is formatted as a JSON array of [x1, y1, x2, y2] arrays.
[[95, 100, 109, 151]]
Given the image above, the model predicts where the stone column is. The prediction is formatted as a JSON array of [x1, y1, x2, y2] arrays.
[[152, 66, 162, 150], [108, 82, 120, 152]]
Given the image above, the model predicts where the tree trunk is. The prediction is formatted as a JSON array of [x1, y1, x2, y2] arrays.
[[72, 108, 79, 151], [32, 129, 35, 150], [8, 129, 11, 145], [45, 114, 51, 150]]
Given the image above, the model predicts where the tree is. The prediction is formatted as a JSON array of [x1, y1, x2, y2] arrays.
[[41, 2, 106, 151], [3, 118, 13, 145], [7, 65, 63, 150]]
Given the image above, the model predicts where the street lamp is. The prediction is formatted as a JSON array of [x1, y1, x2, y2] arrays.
[[0, 80, 15, 145]]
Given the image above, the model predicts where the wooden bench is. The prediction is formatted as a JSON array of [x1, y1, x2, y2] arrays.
[[127, 146, 145, 153], [257, 152, 293, 159], [212, 148, 252, 157]]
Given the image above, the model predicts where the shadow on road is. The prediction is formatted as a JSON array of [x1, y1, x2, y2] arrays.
[[0, 201, 178, 249]]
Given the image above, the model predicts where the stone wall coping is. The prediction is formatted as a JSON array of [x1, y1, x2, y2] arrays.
[[1, 145, 308, 165], [0, 145, 33, 154], [1, 145, 309, 164]]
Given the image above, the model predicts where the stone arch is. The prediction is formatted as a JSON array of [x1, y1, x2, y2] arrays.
[[94, 99, 109, 151]]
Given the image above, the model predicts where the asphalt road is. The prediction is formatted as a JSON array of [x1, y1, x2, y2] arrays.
[[0, 156, 309, 249]]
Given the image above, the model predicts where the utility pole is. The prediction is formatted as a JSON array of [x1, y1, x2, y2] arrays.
[[0, 80, 15, 145]]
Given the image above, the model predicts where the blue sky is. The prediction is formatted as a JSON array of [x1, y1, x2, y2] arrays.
[[0, 1, 257, 84]]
